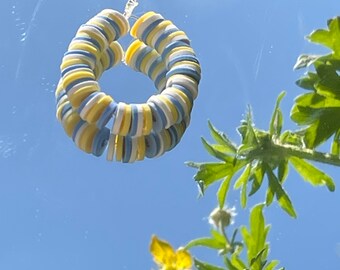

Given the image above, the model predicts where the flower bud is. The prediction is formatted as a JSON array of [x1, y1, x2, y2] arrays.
[[208, 206, 236, 229]]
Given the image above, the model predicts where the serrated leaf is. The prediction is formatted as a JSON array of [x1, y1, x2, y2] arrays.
[[309, 17, 340, 58], [186, 162, 232, 189], [266, 168, 297, 218], [290, 156, 335, 191], [208, 120, 237, 154], [185, 237, 226, 251], [194, 259, 225, 270]]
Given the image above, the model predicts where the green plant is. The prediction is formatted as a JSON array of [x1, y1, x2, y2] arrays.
[[150, 16, 340, 270]]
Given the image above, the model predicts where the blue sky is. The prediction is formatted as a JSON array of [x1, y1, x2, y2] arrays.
[[1, 0, 340, 269]]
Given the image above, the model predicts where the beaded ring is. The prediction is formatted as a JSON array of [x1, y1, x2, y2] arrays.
[[55, 8, 201, 163]]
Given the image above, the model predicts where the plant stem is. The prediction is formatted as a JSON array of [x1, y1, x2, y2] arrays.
[[275, 142, 340, 166], [219, 223, 232, 252]]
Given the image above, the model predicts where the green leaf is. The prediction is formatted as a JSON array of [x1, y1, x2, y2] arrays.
[[249, 204, 267, 255], [264, 260, 280, 270], [234, 164, 251, 208], [295, 72, 318, 90], [269, 92, 285, 137], [250, 248, 267, 267], [234, 164, 251, 189], [186, 162, 231, 189], [265, 174, 275, 207], [240, 226, 251, 254], [240, 203, 270, 269], [209, 144, 237, 155], [245, 109, 258, 146], [266, 168, 297, 218], [249, 163, 265, 196], [280, 130, 304, 147], [194, 259, 225, 270], [296, 92, 340, 110], [201, 137, 234, 162], [185, 237, 226, 251], [210, 229, 227, 246], [241, 178, 248, 208], [289, 157, 335, 191], [208, 120, 237, 154], [293, 54, 321, 70], [309, 17, 340, 58], [291, 104, 340, 148], [278, 160, 289, 183], [304, 116, 340, 148], [230, 253, 247, 270], [217, 175, 233, 208], [225, 258, 242, 270], [331, 129, 340, 156], [314, 63, 340, 98]]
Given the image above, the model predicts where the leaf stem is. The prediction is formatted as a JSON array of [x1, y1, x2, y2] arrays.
[[254, 138, 340, 166], [219, 223, 232, 253], [275, 142, 340, 166]]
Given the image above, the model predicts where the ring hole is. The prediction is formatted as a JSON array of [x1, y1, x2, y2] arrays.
[[99, 41, 158, 104]]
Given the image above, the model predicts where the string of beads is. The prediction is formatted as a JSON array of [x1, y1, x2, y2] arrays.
[[55, 9, 201, 162]]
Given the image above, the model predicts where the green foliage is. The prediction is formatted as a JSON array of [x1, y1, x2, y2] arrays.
[[187, 83, 336, 217], [239, 204, 282, 270], [292, 16, 340, 149], [151, 15, 340, 270], [289, 157, 335, 191], [186, 204, 282, 270], [185, 229, 228, 252]]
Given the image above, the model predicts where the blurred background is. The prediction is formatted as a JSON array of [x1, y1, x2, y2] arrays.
[[0, 0, 339, 269]]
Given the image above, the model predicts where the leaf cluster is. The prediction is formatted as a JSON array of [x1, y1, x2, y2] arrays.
[[186, 93, 335, 217], [187, 204, 283, 270], [292, 17, 340, 150]]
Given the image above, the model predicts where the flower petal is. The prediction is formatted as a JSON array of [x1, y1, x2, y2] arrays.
[[175, 248, 193, 269], [150, 235, 176, 267]]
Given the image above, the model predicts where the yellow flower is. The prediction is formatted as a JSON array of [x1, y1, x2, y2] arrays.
[[150, 235, 193, 270]]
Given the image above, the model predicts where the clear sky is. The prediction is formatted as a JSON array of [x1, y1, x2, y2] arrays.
[[1, 0, 340, 269]]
